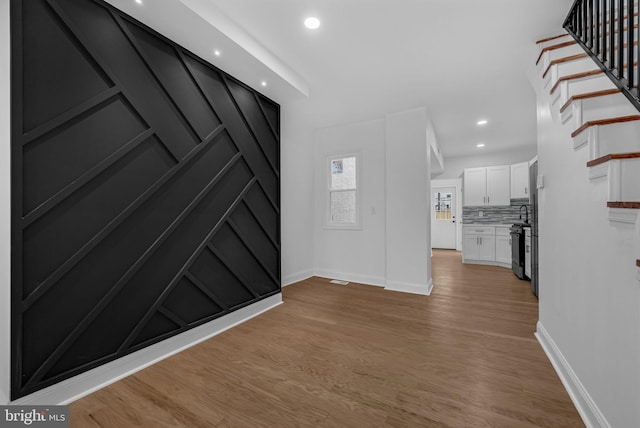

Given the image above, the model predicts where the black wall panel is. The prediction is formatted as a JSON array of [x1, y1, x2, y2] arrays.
[[10, 0, 281, 399]]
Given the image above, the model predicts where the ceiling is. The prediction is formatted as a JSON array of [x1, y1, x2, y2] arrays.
[[108, 0, 575, 158]]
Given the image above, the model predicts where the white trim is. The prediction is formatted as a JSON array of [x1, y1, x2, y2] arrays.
[[608, 160, 622, 201], [281, 269, 313, 287], [608, 207, 639, 224], [0, 0, 10, 406], [11, 294, 283, 405], [314, 269, 386, 288], [588, 162, 608, 180], [560, 100, 573, 124], [535, 321, 611, 428], [573, 126, 592, 150], [384, 279, 432, 296], [462, 259, 512, 269]]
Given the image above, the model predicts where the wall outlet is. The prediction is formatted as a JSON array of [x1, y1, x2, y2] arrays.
[[478, 211, 484, 217]]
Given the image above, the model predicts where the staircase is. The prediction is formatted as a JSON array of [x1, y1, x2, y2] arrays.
[[535, 16, 640, 277]]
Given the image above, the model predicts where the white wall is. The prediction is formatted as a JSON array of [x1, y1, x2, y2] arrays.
[[280, 104, 315, 285], [385, 108, 432, 295], [437, 146, 536, 180], [533, 64, 640, 426], [312, 108, 432, 295], [313, 118, 387, 286], [1, 0, 10, 405]]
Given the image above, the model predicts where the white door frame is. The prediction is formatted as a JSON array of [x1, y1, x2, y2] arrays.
[[431, 179, 462, 251]]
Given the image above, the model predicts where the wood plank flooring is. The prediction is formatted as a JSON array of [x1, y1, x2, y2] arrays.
[[69, 250, 584, 427]]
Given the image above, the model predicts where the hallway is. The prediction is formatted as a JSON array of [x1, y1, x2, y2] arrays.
[[70, 250, 583, 427]]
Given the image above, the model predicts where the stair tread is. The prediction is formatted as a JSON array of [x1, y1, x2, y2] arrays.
[[550, 69, 603, 94], [559, 88, 621, 113], [607, 201, 640, 209], [551, 59, 638, 95], [536, 34, 569, 44], [571, 115, 640, 138], [543, 53, 589, 79], [587, 151, 640, 167], [536, 41, 578, 65]]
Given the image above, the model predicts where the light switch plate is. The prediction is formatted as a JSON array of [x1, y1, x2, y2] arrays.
[[537, 174, 544, 189]]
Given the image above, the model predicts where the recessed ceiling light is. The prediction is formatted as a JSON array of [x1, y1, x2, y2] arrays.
[[477, 119, 488, 126], [261, 81, 267, 87], [135, 0, 142, 4], [477, 143, 485, 148], [304, 17, 321, 29], [213, 49, 221, 56]]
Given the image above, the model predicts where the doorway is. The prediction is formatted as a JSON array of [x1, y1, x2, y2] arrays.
[[431, 187, 456, 249]]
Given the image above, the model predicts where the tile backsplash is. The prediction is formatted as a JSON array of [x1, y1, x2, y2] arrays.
[[462, 199, 533, 224]]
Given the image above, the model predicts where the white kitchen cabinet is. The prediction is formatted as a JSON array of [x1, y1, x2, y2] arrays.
[[463, 165, 510, 206], [524, 228, 532, 279], [495, 227, 512, 265], [463, 233, 481, 259], [510, 162, 529, 199], [462, 167, 487, 206], [463, 226, 496, 262]]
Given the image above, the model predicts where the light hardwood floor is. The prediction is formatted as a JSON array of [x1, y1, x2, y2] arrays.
[[70, 250, 584, 427]]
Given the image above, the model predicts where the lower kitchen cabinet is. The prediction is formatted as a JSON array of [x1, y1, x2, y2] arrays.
[[462, 226, 495, 262], [495, 226, 512, 265], [462, 225, 511, 268]]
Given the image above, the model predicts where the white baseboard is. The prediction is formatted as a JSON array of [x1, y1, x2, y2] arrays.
[[281, 269, 313, 287], [384, 278, 432, 296], [313, 269, 386, 288], [11, 294, 283, 406], [535, 321, 610, 428]]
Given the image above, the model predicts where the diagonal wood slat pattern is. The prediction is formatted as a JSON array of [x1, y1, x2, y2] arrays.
[[10, 0, 280, 399]]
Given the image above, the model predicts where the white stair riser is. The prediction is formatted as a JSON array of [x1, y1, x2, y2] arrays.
[[592, 158, 640, 201], [577, 122, 640, 156], [564, 94, 639, 127], [540, 44, 586, 71], [583, 95, 638, 123], [546, 58, 597, 89], [620, 158, 640, 200], [538, 35, 571, 51], [554, 75, 615, 107]]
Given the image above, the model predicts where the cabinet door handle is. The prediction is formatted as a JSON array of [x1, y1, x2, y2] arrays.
[[480, 237, 482, 245], [487, 196, 490, 204], [525, 187, 528, 194]]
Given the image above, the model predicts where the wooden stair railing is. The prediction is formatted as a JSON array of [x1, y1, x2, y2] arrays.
[[564, 0, 640, 114]]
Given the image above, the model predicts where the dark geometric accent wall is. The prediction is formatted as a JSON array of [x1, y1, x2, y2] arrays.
[[10, 0, 280, 399]]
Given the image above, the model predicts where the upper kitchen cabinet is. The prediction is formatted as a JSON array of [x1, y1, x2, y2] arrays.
[[463, 165, 510, 206], [510, 162, 529, 199]]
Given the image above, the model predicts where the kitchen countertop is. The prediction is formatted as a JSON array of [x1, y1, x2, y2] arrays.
[[462, 223, 532, 227], [462, 223, 514, 227]]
